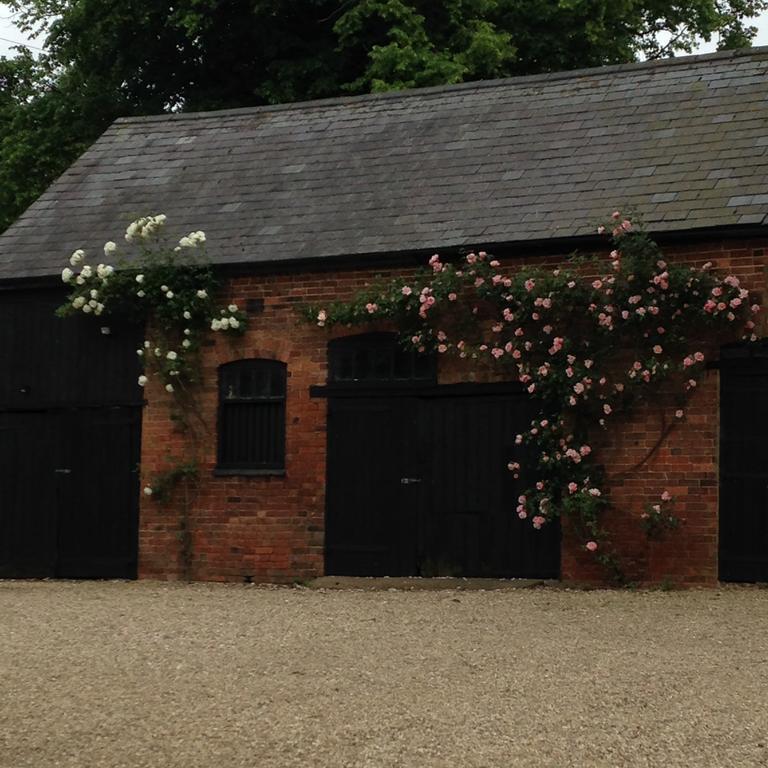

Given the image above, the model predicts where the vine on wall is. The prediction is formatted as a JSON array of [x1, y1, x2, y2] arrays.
[[307, 213, 760, 578], [59, 215, 248, 577]]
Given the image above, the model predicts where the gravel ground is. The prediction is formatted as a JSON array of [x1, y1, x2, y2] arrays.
[[1, 581, 767, 768]]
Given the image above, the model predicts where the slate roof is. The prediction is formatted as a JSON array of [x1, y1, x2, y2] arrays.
[[2, 47, 768, 280]]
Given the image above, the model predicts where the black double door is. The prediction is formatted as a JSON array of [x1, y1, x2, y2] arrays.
[[720, 347, 768, 582], [325, 391, 560, 578], [0, 407, 141, 578]]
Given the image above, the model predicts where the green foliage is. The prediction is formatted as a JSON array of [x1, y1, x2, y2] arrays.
[[305, 213, 759, 577], [1, 0, 766, 231], [143, 460, 199, 504]]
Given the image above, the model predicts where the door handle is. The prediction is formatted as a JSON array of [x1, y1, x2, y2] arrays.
[[400, 477, 422, 485], [54, 468, 72, 474]]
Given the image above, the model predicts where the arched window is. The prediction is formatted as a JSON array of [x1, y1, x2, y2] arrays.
[[216, 359, 286, 473]]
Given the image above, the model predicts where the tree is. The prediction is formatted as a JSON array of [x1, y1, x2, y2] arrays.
[[1, 0, 766, 232]]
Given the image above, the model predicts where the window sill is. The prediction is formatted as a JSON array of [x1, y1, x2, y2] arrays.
[[212, 468, 286, 477]]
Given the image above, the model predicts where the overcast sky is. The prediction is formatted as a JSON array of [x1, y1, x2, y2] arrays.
[[2, 3, 768, 61]]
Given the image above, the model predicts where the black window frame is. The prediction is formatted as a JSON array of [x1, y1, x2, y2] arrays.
[[215, 359, 287, 476], [328, 332, 436, 386]]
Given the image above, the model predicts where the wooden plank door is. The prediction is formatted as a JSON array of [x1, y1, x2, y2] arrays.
[[56, 407, 141, 579], [417, 394, 560, 578], [0, 407, 141, 579], [0, 412, 59, 577], [325, 397, 420, 576], [720, 356, 768, 582]]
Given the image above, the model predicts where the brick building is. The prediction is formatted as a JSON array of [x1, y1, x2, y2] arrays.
[[1, 49, 767, 585]]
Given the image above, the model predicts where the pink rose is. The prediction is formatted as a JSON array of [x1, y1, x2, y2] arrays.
[[585, 541, 598, 552]]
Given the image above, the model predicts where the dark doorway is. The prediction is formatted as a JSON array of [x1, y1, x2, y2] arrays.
[[325, 389, 560, 579], [0, 290, 143, 579], [719, 342, 768, 582]]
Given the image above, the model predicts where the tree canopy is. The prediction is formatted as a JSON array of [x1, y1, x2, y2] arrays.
[[1, 0, 766, 232]]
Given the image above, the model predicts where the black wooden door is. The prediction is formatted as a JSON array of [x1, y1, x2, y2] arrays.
[[720, 348, 768, 582], [325, 391, 560, 578], [0, 289, 143, 579], [56, 408, 142, 578], [0, 407, 141, 578], [0, 412, 58, 577], [325, 397, 420, 575], [417, 395, 560, 578]]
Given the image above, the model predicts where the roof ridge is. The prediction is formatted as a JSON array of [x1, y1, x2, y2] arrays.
[[113, 46, 768, 126]]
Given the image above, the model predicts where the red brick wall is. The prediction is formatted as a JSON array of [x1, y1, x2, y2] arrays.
[[138, 239, 768, 586]]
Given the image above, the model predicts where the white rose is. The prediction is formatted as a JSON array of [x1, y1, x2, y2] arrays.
[[103, 265, 114, 277], [104, 241, 117, 256], [156, 214, 167, 224], [191, 230, 206, 244], [183, 310, 191, 320], [219, 317, 230, 329], [82, 304, 92, 313], [143, 340, 151, 348], [136, 349, 144, 356], [228, 304, 238, 313], [166, 351, 178, 361], [210, 319, 222, 331], [196, 289, 207, 299], [165, 383, 174, 393], [179, 237, 193, 248], [81, 265, 93, 278], [90, 289, 99, 299], [75, 275, 85, 285], [135, 274, 144, 284], [154, 348, 162, 357], [88, 299, 98, 308], [94, 304, 104, 315], [166, 291, 174, 299], [182, 339, 191, 348], [69, 250, 85, 266], [229, 317, 240, 329], [160, 285, 168, 292], [62, 267, 74, 282], [100, 326, 111, 335], [137, 290, 146, 298], [143, 485, 153, 495], [72, 296, 85, 309], [183, 328, 191, 335], [138, 375, 148, 386]]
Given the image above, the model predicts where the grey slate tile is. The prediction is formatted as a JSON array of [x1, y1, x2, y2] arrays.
[[2, 48, 768, 280]]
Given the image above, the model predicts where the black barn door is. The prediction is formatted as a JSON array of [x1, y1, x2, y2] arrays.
[[0, 413, 58, 577], [720, 346, 768, 582], [0, 289, 142, 579], [325, 398, 419, 575], [0, 408, 141, 579], [325, 391, 560, 578], [418, 394, 560, 578]]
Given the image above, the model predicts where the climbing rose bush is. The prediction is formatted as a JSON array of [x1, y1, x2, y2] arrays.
[[59, 214, 247, 391], [307, 213, 760, 576]]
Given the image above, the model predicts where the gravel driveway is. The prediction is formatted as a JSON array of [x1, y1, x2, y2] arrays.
[[1, 581, 767, 768]]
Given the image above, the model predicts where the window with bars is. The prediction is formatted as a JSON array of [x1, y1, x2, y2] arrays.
[[217, 359, 286, 473]]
